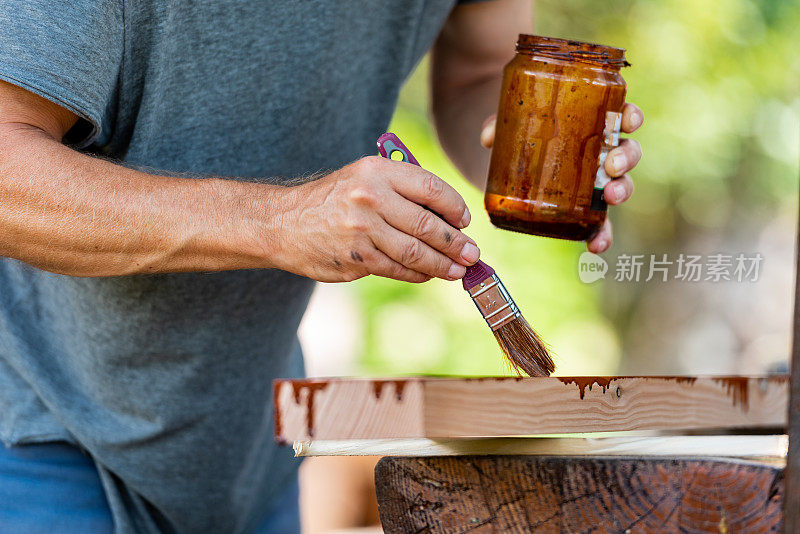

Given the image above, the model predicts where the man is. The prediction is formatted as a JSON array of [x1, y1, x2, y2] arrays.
[[0, 0, 642, 532]]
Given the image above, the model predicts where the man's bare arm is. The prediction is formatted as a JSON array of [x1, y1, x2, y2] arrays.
[[0, 80, 288, 276], [0, 81, 479, 280], [431, 0, 533, 190]]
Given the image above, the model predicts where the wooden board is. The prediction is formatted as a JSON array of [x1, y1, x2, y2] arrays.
[[375, 456, 784, 533], [292, 435, 788, 460], [273, 376, 788, 442]]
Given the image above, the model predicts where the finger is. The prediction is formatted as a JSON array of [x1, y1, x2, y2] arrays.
[[621, 103, 644, 133], [381, 195, 480, 267], [480, 115, 496, 149], [603, 174, 634, 205], [364, 248, 432, 283], [371, 221, 466, 281], [604, 138, 642, 178], [587, 218, 612, 253], [386, 162, 471, 229]]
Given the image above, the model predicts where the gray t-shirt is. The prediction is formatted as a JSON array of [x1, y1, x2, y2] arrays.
[[0, 1, 479, 532]]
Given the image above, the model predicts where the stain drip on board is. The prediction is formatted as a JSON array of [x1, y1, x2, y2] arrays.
[[557, 376, 700, 400], [274, 380, 330, 439], [372, 380, 408, 401]]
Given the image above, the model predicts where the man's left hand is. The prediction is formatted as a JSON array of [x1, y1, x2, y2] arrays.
[[480, 102, 644, 253]]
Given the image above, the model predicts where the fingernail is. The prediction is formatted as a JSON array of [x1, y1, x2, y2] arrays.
[[448, 263, 466, 280], [631, 111, 643, 129], [596, 240, 608, 252], [460, 242, 480, 264], [460, 207, 471, 228], [612, 153, 627, 174], [613, 183, 625, 202]]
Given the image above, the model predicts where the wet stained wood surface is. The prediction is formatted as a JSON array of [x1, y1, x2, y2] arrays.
[[375, 456, 784, 533], [273, 376, 788, 443]]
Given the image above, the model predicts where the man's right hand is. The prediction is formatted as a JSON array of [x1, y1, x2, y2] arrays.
[[0, 79, 479, 281], [273, 156, 481, 283]]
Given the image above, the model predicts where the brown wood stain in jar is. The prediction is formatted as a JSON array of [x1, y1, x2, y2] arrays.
[[486, 35, 630, 241]]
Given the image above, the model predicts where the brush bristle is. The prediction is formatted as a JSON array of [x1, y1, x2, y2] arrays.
[[493, 316, 554, 377]]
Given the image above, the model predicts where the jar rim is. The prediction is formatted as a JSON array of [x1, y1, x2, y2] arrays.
[[516, 34, 630, 68]]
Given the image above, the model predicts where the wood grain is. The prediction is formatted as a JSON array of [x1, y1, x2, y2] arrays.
[[375, 456, 784, 533], [273, 378, 424, 444], [273, 376, 788, 442], [293, 435, 788, 459]]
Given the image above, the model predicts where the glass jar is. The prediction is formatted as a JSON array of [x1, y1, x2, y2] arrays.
[[485, 35, 629, 241]]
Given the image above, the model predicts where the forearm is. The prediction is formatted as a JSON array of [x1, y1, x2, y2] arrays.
[[0, 124, 282, 277], [431, 0, 534, 189], [432, 72, 503, 190]]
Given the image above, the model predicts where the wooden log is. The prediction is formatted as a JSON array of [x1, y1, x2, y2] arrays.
[[375, 456, 784, 533], [293, 435, 788, 460], [273, 376, 788, 442]]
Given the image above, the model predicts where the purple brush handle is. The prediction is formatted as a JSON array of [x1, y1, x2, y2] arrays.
[[377, 133, 420, 166], [376, 132, 492, 291]]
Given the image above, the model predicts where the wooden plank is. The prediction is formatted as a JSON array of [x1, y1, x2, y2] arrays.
[[273, 376, 788, 442], [293, 435, 788, 459], [273, 378, 425, 444], [786, 190, 800, 534], [375, 456, 784, 533]]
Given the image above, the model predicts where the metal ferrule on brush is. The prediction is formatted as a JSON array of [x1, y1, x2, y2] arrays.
[[467, 274, 521, 331], [461, 261, 521, 332]]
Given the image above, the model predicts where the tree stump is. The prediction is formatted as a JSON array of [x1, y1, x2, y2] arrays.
[[375, 456, 783, 533]]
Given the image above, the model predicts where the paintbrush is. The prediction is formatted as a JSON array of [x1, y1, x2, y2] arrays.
[[377, 133, 554, 377]]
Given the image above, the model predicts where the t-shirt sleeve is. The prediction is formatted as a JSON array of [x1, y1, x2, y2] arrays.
[[0, 0, 123, 147]]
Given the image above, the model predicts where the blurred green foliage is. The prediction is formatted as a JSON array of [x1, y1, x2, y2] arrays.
[[353, 0, 800, 377]]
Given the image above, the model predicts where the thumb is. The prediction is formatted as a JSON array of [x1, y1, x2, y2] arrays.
[[480, 115, 496, 149]]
